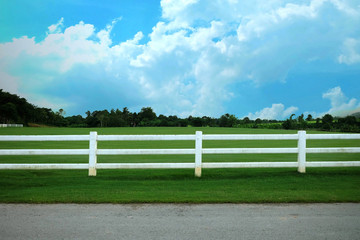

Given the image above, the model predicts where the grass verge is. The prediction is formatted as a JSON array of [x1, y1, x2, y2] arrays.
[[1, 127, 359, 203], [1, 168, 359, 203]]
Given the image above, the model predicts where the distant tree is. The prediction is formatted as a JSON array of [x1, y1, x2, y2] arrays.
[[282, 114, 297, 130], [169, 115, 180, 127], [0, 102, 18, 123], [192, 117, 203, 127], [122, 107, 131, 126], [322, 114, 334, 125], [306, 114, 313, 121], [108, 109, 126, 127], [282, 119, 292, 129], [219, 114, 237, 127], [340, 116, 357, 125], [201, 116, 215, 127], [187, 116, 193, 126], [322, 114, 334, 130], [338, 116, 359, 132], [131, 112, 139, 127], [96, 110, 109, 127], [139, 107, 156, 126], [179, 119, 188, 127], [66, 115, 85, 127], [298, 114, 308, 129], [56, 108, 66, 117], [158, 114, 170, 126], [85, 111, 99, 127], [297, 114, 304, 122], [0, 89, 41, 124], [242, 117, 251, 124]]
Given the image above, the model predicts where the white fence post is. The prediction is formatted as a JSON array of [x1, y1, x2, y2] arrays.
[[297, 130, 306, 173], [195, 131, 203, 177], [89, 131, 98, 176]]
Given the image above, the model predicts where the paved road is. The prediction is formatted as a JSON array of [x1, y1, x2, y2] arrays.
[[1, 204, 359, 240]]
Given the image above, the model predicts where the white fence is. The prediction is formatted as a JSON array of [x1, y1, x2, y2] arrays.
[[0, 131, 359, 177], [0, 124, 23, 128]]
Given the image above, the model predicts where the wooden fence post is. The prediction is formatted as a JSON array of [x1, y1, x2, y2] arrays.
[[195, 131, 203, 177], [89, 131, 98, 176], [297, 130, 306, 173]]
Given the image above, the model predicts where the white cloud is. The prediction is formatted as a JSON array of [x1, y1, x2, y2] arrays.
[[246, 86, 360, 120], [330, 0, 360, 16], [322, 86, 360, 116], [48, 17, 64, 34], [0, 18, 145, 113], [338, 38, 360, 64], [278, 0, 325, 19], [0, 71, 18, 94], [0, 1, 359, 117], [161, 0, 242, 28], [0, 36, 36, 59], [161, 0, 198, 22], [237, 0, 360, 43], [237, 0, 324, 42], [246, 103, 298, 120], [322, 86, 347, 107]]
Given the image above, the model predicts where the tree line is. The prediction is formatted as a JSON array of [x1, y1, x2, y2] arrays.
[[280, 113, 360, 132], [1, 89, 359, 132], [0, 89, 67, 126]]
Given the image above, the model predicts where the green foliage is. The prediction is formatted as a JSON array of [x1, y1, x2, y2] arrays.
[[280, 113, 360, 133], [1, 89, 359, 132], [0, 89, 64, 126], [306, 114, 313, 121], [219, 113, 237, 127]]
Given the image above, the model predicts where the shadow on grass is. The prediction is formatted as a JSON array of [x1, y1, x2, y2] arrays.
[[94, 167, 360, 180], [1, 167, 360, 181]]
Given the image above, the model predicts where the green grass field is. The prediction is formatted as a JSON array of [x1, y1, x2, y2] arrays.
[[0, 127, 359, 203]]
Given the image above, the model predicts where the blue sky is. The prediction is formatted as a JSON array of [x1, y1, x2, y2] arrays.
[[1, 0, 360, 119]]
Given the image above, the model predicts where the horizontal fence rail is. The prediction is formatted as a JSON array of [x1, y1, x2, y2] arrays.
[[0, 135, 90, 141], [203, 134, 299, 140], [97, 135, 195, 141], [306, 134, 360, 140], [96, 163, 195, 169], [0, 149, 89, 155], [0, 163, 88, 170], [0, 124, 23, 128], [202, 148, 298, 154], [0, 131, 359, 177], [97, 149, 195, 155]]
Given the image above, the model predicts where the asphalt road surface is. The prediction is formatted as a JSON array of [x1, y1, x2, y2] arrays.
[[1, 203, 359, 240]]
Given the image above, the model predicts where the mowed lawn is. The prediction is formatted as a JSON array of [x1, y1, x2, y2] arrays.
[[0, 127, 359, 203]]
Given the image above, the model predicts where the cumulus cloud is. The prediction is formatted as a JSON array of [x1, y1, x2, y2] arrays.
[[0, 0, 359, 117], [237, 0, 358, 42], [338, 38, 360, 64], [0, 18, 147, 113], [247, 86, 360, 120], [322, 86, 360, 117], [246, 103, 298, 120]]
